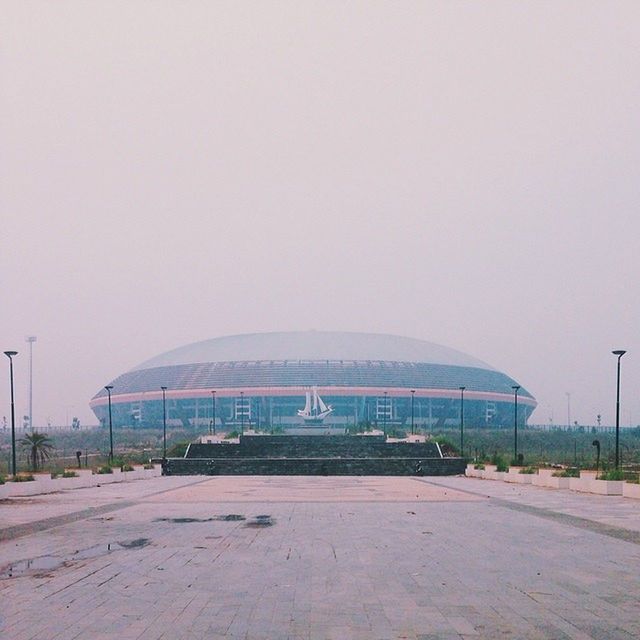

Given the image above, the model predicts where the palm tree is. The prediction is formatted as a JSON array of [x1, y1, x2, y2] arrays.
[[19, 431, 54, 472]]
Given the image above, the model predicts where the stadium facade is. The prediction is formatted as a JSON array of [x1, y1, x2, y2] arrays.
[[90, 331, 537, 430]]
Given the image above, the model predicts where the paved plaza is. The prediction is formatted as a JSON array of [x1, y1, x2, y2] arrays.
[[1, 475, 640, 640]]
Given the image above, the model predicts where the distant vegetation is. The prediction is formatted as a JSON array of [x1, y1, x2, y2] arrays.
[[0, 424, 639, 475]]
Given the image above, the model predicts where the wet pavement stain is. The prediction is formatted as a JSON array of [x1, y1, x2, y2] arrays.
[[154, 514, 246, 523], [0, 538, 151, 579], [245, 515, 275, 528]]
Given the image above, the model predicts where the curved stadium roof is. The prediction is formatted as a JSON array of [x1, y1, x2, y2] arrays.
[[91, 331, 535, 405], [132, 331, 496, 371]]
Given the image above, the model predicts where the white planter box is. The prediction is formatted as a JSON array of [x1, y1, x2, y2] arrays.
[[623, 483, 640, 499], [545, 476, 571, 489], [589, 480, 624, 496], [569, 478, 592, 492], [512, 473, 534, 484]]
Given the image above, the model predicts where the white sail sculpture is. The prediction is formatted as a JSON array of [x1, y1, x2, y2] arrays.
[[297, 387, 333, 424]]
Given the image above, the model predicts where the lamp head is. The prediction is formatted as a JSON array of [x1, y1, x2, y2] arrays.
[[26, 336, 37, 343], [161, 386, 167, 390], [512, 385, 520, 391], [459, 386, 466, 391], [104, 385, 113, 391], [4, 351, 18, 358], [612, 350, 627, 357]]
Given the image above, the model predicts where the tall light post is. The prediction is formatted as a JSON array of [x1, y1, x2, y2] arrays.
[[104, 385, 114, 462], [161, 387, 167, 459], [410, 389, 415, 435], [612, 350, 627, 469], [4, 351, 18, 476], [512, 385, 520, 463], [459, 386, 465, 457], [240, 391, 245, 436], [26, 336, 36, 431], [210, 390, 216, 435]]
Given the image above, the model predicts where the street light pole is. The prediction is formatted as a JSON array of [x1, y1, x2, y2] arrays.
[[410, 390, 415, 435], [161, 387, 167, 459], [459, 386, 465, 457], [210, 390, 216, 435], [4, 351, 18, 476], [612, 350, 627, 470], [104, 385, 114, 463], [512, 385, 520, 463], [26, 336, 36, 432]]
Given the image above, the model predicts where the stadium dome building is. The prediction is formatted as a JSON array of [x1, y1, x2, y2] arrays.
[[90, 331, 536, 430]]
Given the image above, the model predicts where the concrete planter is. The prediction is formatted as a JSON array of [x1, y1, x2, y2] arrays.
[[532, 469, 554, 487], [545, 476, 571, 489], [623, 483, 640, 499], [589, 479, 624, 496], [510, 473, 534, 484], [569, 477, 592, 492]]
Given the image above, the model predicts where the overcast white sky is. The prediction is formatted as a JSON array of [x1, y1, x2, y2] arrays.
[[1, 1, 638, 428]]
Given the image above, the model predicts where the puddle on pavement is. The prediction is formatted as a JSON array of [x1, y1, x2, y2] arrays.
[[154, 514, 246, 523], [0, 538, 151, 579], [245, 515, 275, 528]]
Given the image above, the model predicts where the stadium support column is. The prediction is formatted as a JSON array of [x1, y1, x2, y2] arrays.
[[105, 385, 114, 463], [512, 385, 520, 463], [612, 350, 626, 469], [161, 386, 167, 459], [459, 387, 465, 457], [210, 390, 216, 435], [410, 390, 415, 435]]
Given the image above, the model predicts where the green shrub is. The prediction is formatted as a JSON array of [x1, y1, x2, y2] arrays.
[[224, 431, 239, 440], [552, 468, 579, 478], [96, 466, 113, 475], [51, 472, 59, 479], [166, 441, 189, 457], [13, 474, 35, 482], [519, 467, 537, 474], [598, 469, 625, 481], [62, 470, 78, 478], [0, 475, 5, 485], [474, 463, 485, 470], [491, 453, 508, 472], [121, 464, 134, 472], [143, 463, 155, 470]]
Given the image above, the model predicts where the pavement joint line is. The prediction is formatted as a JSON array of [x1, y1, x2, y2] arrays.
[[0, 476, 213, 542], [416, 477, 640, 546]]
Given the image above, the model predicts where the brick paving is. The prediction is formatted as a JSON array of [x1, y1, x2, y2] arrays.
[[1, 475, 639, 639]]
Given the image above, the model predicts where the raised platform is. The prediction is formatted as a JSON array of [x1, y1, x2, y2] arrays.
[[163, 435, 465, 476]]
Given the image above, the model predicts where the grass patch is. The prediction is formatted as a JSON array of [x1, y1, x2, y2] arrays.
[[552, 468, 580, 478], [519, 467, 537, 474], [598, 469, 625, 481], [62, 470, 78, 478], [473, 463, 485, 470], [143, 463, 155, 470], [12, 474, 35, 482], [121, 464, 135, 472], [96, 466, 113, 475]]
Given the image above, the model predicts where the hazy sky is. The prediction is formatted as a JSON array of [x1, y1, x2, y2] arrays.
[[2, 1, 639, 428]]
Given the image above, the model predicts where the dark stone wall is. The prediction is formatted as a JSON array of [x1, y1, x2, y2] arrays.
[[186, 435, 442, 460], [164, 456, 465, 476]]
